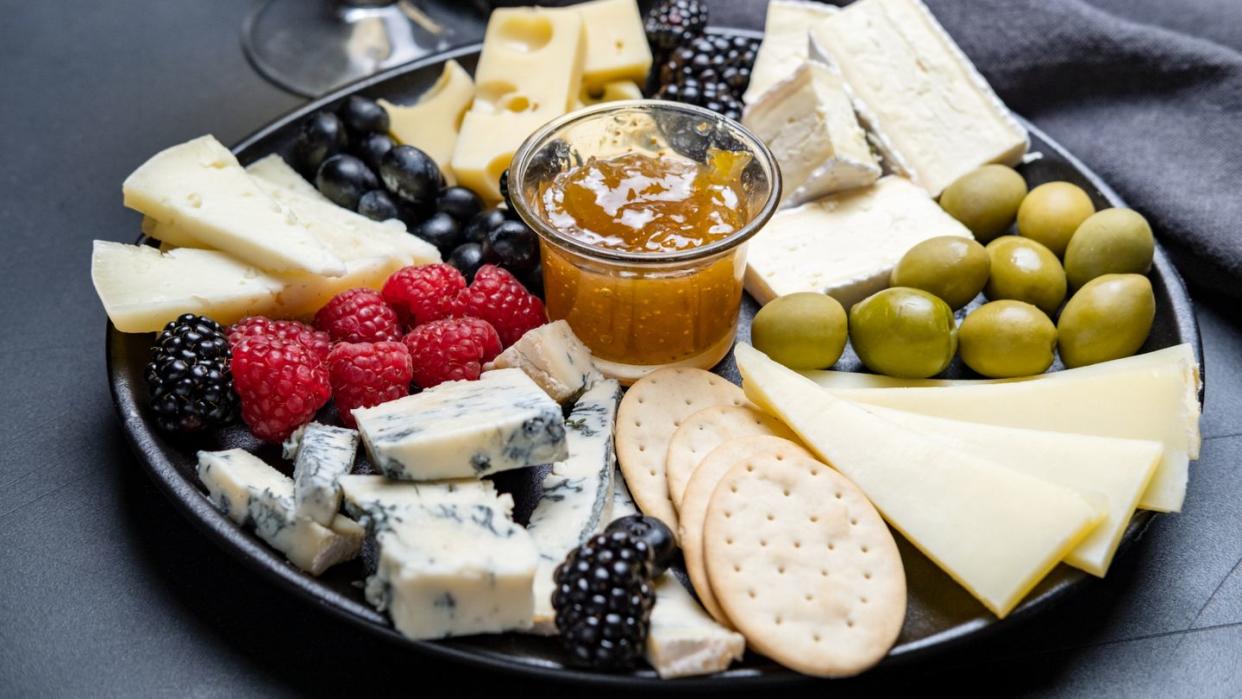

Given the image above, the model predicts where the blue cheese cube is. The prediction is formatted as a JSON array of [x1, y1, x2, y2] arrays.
[[338, 474, 510, 523], [352, 368, 568, 481], [290, 422, 359, 525], [526, 379, 620, 633], [487, 320, 601, 403], [196, 449, 363, 576]]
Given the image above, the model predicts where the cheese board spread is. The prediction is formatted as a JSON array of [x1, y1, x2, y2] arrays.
[[99, 0, 1203, 686]]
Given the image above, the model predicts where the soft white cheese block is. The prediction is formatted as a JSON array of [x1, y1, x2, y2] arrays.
[[487, 320, 602, 403], [92, 241, 284, 333], [809, 0, 1028, 196], [744, 62, 880, 206], [745, 176, 973, 308], [196, 449, 363, 576], [526, 380, 621, 634], [352, 368, 569, 481], [381, 60, 475, 185], [575, 0, 651, 88], [366, 501, 538, 640], [609, 471, 744, 677], [744, 0, 838, 105], [122, 135, 346, 277], [289, 422, 359, 526]]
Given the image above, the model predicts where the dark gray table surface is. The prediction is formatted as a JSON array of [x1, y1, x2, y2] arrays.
[[2, 1, 1239, 696]]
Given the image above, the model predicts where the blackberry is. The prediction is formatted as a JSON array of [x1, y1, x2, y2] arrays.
[[645, 0, 709, 55], [144, 314, 238, 433], [552, 530, 657, 670], [605, 515, 677, 577], [651, 34, 759, 120]]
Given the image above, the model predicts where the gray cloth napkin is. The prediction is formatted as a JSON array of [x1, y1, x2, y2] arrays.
[[708, 0, 1242, 298]]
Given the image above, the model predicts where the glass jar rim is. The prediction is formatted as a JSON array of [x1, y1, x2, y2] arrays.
[[508, 100, 782, 265]]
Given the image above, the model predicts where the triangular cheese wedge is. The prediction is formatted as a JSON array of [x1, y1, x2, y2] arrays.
[[861, 406, 1161, 577], [734, 344, 1103, 618]]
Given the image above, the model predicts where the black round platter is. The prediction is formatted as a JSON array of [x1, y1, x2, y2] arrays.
[[106, 30, 1203, 689]]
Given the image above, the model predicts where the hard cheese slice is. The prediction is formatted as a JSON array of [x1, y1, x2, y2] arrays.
[[122, 135, 345, 277], [864, 406, 1161, 576], [826, 356, 1201, 513], [575, 0, 651, 88], [734, 344, 1102, 618], [245, 153, 329, 202], [381, 60, 475, 185], [526, 379, 620, 633], [745, 62, 880, 206], [744, 176, 973, 308], [809, 0, 1028, 196], [91, 241, 284, 333], [744, 0, 838, 104]]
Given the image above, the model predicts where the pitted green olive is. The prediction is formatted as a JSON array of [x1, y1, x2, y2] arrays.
[[1017, 182, 1095, 257], [891, 236, 990, 310], [849, 287, 958, 379], [939, 165, 1028, 242], [958, 301, 1057, 378], [1057, 274, 1155, 368], [984, 236, 1067, 315], [752, 293, 848, 370], [1064, 208, 1154, 289]]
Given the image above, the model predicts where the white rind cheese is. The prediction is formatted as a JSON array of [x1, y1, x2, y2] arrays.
[[809, 0, 1028, 196], [745, 176, 973, 308], [352, 369, 568, 481], [487, 320, 602, 403], [743, 0, 839, 105], [196, 449, 363, 576], [744, 62, 880, 206], [381, 60, 475, 185], [290, 423, 359, 526], [526, 379, 621, 634], [122, 135, 346, 277]]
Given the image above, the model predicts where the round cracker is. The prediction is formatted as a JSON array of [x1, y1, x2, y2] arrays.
[[616, 368, 749, 534], [679, 436, 812, 628], [666, 406, 798, 508], [703, 453, 906, 678]]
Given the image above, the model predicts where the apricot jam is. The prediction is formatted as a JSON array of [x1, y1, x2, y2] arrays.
[[537, 150, 752, 369]]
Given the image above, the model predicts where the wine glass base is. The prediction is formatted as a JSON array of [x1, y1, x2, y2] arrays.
[[242, 0, 486, 98]]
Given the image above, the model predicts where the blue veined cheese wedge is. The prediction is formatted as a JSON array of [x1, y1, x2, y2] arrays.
[[195, 449, 363, 576], [609, 471, 745, 677], [352, 368, 568, 481], [487, 320, 602, 404], [288, 422, 359, 526], [526, 379, 621, 633], [337, 474, 509, 523]]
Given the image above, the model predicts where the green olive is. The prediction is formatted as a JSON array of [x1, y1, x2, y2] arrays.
[[752, 293, 848, 370], [1057, 274, 1155, 368], [984, 236, 1068, 315], [1064, 208, 1154, 289], [891, 236, 990, 310], [849, 287, 958, 378], [958, 301, 1057, 378], [1017, 182, 1096, 257], [939, 165, 1028, 242]]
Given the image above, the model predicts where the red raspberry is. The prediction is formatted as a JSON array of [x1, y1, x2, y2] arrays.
[[452, 265, 546, 346], [231, 336, 331, 442], [381, 263, 466, 328], [227, 317, 331, 363], [403, 317, 503, 389], [327, 341, 414, 427], [314, 288, 401, 343]]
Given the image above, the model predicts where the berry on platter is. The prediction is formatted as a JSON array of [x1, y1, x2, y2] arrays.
[[227, 316, 331, 364], [338, 95, 390, 138], [605, 515, 678, 577], [403, 317, 503, 389], [326, 341, 413, 428], [464, 207, 508, 245], [380, 145, 444, 211], [314, 288, 401, 343], [381, 263, 466, 327], [144, 314, 238, 433], [448, 243, 486, 283], [355, 132, 395, 174], [645, 0, 709, 54], [437, 186, 484, 224], [416, 211, 463, 256], [498, 169, 514, 211], [552, 530, 657, 670], [316, 154, 380, 210], [293, 111, 347, 177], [231, 335, 331, 443], [356, 189, 402, 222], [452, 264, 547, 347], [483, 219, 539, 272]]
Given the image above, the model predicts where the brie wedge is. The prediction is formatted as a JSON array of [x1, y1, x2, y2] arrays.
[[744, 0, 838, 105]]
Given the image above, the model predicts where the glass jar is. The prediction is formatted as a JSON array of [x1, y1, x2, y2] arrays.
[[509, 100, 780, 383]]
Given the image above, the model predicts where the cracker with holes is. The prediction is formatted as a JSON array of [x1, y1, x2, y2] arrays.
[[703, 452, 906, 677], [679, 436, 812, 628], [666, 405, 798, 508], [616, 368, 750, 534]]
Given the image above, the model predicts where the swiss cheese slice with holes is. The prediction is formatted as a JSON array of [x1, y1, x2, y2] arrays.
[[734, 344, 1104, 618], [615, 368, 750, 535], [665, 405, 799, 508], [703, 451, 905, 677], [679, 435, 812, 627]]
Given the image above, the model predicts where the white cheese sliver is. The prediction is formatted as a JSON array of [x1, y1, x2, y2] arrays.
[[245, 153, 329, 202], [744, 0, 838, 104], [291, 422, 359, 526]]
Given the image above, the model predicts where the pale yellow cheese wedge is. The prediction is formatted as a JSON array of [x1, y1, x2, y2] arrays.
[[861, 406, 1161, 576], [382, 60, 475, 185], [575, 0, 651, 88], [734, 344, 1103, 618], [577, 80, 643, 109]]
